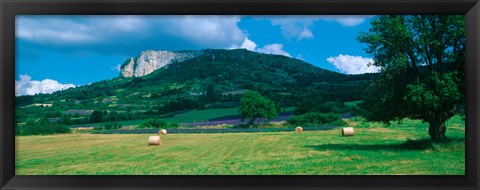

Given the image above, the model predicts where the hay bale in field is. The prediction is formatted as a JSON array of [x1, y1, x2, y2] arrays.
[[342, 127, 354, 136], [148, 136, 162, 145], [295, 126, 303, 134], [158, 129, 167, 135]]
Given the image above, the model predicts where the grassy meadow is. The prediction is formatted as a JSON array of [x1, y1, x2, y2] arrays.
[[16, 116, 465, 175], [14, 16, 467, 176]]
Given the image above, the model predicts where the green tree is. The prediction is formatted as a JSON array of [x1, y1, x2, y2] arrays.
[[205, 84, 217, 102], [239, 91, 278, 126], [139, 119, 178, 129], [90, 110, 104, 123], [357, 15, 464, 141]]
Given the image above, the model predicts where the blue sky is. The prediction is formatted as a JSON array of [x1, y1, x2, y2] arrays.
[[15, 15, 380, 96]]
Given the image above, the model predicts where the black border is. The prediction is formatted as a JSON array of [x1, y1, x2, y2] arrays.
[[1, 0, 479, 189]]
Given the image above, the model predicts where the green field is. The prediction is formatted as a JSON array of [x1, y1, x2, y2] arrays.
[[68, 107, 241, 128], [162, 107, 239, 123], [345, 100, 363, 107], [69, 107, 296, 128], [16, 117, 465, 175]]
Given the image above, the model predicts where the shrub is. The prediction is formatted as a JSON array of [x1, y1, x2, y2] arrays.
[[104, 122, 122, 130], [16, 121, 71, 136], [295, 100, 348, 115], [138, 119, 178, 129], [53, 125, 72, 134], [93, 125, 105, 131], [287, 112, 342, 126], [157, 98, 198, 114]]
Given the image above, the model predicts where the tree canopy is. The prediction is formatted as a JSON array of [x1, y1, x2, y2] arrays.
[[357, 15, 465, 141], [239, 91, 278, 126]]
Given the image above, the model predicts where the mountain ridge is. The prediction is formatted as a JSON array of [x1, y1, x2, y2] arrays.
[[16, 48, 376, 127], [120, 49, 205, 77], [119, 48, 336, 78]]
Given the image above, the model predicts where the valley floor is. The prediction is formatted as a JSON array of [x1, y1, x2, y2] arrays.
[[16, 119, 465, 175]]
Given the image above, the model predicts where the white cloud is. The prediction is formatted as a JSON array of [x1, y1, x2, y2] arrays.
[[16, 16, 247, 55], [270, 17, 316, 40], [239, 37, 257, 51], [111, 64, 122, 72], [266, 15, 373, 41], [231, 37, 292, 57], [326, 54, 380, 74], [165, 16, 245, 48], [319, 16, 374, 27], [17, 19, 97, 43], [257, 44, 291, 57], [16, 16, 146, 45], [15, 74, 75, 96], [295, 54, 304, 60]]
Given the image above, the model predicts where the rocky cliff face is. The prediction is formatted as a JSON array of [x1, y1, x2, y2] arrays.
[[120, 50, 203, 77]]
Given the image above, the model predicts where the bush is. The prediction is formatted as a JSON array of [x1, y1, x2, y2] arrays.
[[16, 121, 71, 136], [157, 98, 199, 114], [287, 112, 342, 126], [294, 100, 346, 115], [104, 122, 122, 130], [53, 125, 71, 133], [93, 125, 104, 131], [138, 119, 178, 129]]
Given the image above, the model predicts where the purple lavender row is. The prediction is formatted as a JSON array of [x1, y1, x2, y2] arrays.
[[180, 115, 293, 127]]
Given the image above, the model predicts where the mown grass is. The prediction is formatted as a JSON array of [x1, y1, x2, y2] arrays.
[[16, 117, 464, 175]]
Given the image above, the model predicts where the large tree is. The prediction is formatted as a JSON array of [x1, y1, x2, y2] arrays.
[[239, 91, 278, 126], [357, 15, 465, 141]]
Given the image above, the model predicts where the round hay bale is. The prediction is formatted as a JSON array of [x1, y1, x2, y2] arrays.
[[148, 136, 162, 145], [342, 127, 354, 136], [295, 126, 303, 134], [158, 129, 167, 135]]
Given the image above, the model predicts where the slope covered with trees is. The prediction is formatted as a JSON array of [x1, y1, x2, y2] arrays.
[[15, 49, 376, 133]]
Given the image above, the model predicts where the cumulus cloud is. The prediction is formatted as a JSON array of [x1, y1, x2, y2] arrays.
[[326, 54, 380, 74], [16, 15, 246, 56], [239, 37, 257, 51], [15, 74, 75, 96], [270, 17, 316, 40], [166, 16, 245, 48], [257, 44, 291, 57], [319, 16, 374, 27], [16, 15, 375, 57], [295, 54, 304, 60], [16, 16, 145, 45], [267, 15, 373, 40], [231, 37, 291, 57], [111, 64, 122, 72]]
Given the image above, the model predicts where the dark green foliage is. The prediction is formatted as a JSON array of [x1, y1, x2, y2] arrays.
[[16, 121, 71, 136], [357, 15, 465, 141], [15, 95, 35, 107], [89, 110, 105, 123], [238, 91, 278, 126], [287, 112, 344, 126], [205, 84, 217, 102], [157, 98, 198, 114], [139, 119, 178, 129], [104, 122, 122, 130], [294, 99, 346, 115], [294, 99, 318, 115], [106, 111, 119, 121], [52, 125, 71, 134]]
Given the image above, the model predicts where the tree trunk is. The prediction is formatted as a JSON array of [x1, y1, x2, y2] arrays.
[[428, 120, 446, 141]]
